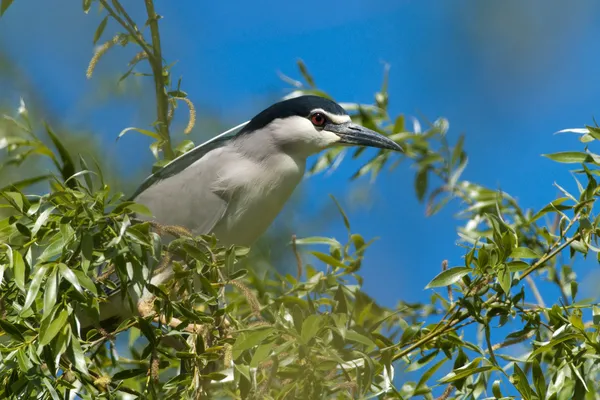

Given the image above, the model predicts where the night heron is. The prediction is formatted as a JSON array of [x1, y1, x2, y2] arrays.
[[99, 95, 403, 328]]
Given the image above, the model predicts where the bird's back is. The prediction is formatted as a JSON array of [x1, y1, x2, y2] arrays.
[[132, 132, 306, 246]]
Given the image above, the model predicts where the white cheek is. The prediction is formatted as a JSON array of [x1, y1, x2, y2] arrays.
[[317, 130, 341, 147]]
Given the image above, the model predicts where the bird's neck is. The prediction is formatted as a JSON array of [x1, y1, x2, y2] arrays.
[[233, 132, 311, 166]]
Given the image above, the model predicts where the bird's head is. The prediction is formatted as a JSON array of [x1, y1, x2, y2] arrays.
[[239, 95, 403, 157]]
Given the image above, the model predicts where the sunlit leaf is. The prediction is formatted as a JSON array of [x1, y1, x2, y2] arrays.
[[542, 152, 592, 164], [23, 265, 48, 311], [42, 267, 58, 319], [510, 247, 540, 259], [117, 127, 162, 141], [301, 314, 323, 344], [425, 267, 470, 289], [39, 308, 68, 346]]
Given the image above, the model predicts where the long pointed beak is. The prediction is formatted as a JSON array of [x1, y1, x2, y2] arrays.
[[327, 122, 403, 152]]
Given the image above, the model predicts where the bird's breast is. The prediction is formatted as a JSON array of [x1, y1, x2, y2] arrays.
[[212, 154, 305, 246]]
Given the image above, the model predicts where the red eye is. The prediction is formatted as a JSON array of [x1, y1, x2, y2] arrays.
[[310, 113, 326, 126]]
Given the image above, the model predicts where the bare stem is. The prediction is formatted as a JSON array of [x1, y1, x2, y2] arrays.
[[520, 233, 580, 280], [144, 0, 174, 160]]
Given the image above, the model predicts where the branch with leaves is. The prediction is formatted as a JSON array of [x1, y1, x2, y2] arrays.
[[1, 1, 600, 399]]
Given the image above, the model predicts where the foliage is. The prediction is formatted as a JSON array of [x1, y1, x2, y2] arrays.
[[1, 1, 600, 399]]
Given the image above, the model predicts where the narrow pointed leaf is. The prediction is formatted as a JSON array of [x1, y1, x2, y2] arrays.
[[23, 265, 47, 311], [425, 267, 470, 288]]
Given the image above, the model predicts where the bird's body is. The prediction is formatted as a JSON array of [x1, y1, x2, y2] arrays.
[[134, 132, 306, 245], [89, 95, 402, 328], [131, 95, 385, 246]]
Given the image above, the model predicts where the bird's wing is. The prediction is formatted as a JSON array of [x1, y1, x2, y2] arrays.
[[130, 136, 231, 201], [129, 121, 249, 201], [131, 137, 234, 235]]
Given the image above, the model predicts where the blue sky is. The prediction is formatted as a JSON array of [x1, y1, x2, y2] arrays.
[[2, 0, 600, 393]]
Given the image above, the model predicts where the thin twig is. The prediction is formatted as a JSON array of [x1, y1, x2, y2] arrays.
[[520, 233, 580, 280], [434, 385, 454, 400], [489, 330, 535, 352]]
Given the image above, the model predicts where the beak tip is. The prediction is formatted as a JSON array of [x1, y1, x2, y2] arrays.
[[391, 142, 404, 152]]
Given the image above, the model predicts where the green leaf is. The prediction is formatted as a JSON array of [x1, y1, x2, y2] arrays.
[[204, 372, 229, 381], [82, 0, 91, 13], [45, 122, 75, 187], [0, 0, 14, 16], [93, 16, 108, 44], [440, 359, 497, 383], [113, 369, 147, 380], [415, 167, 429, 202], [40, 308, 68, 346], [532, 359, 547, 399], [507, 260, 529, 272], [23, 265, 47, 311], [3, 191, 23, 211], [492, 380, 503, 399], [542, 152, 592, 164], [301, 314, 323, 344], [0, 319, 25, 341], [117, 127, 161, 141], [293, 236, 341, 247], [70, 332, 88, 373], [250, 341, 275, 368], [593, 306, 600, 325], [64, 170, 98, 187], [425, 267, 470, 288], [0, 175, 52, 193], [512, 364, 534, 399], [569, 310, 584, 330], [43, 268, 58, 319], [31, 206, 55, 236], [405, 351, 439, 372], [530, 197, 572, 223], [415, 358, 447, 394], [39, 235, 64, 261], [393, 115, 405, 133], [78, 155, 94, 191], [528, 333, 581, 359], [452, 134, 465, 166], [80, 233, 93, 273], [297, 59, 315, 87], [510, 247, 540, 259], [175, 139, 195, 155], [232, 327, 274, 359], [586, 125, 600, 140], [42, 377, 61, 400], [329, 194, 350, 231], [311, 251, 347, 269], [498, 266, 511, 295], [168, 90, 188, 98], [345, 330, 376, 349], [12, 248, 25, 291]]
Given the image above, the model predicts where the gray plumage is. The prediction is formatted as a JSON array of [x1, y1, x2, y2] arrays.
[[91, 95, 402, 326]]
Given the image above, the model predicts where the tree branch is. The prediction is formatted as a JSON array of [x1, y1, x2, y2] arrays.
[[144, 0, 174, 159]]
